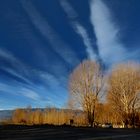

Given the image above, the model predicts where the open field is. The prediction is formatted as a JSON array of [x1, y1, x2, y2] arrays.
[[0, 125, 140, 140]]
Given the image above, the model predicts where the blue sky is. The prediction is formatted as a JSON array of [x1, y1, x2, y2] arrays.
[[0, 0, 140, 110]]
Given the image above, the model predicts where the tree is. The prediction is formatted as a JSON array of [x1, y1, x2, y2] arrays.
[[69, 60, 104, 127], [107, 62, 140, 127], [12, 108, 27, 124]]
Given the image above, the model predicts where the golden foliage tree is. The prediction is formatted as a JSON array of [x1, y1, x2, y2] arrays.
[[69, 60, 104, 127], [107, 62, 140, 127], [12, 109, 27, 124]]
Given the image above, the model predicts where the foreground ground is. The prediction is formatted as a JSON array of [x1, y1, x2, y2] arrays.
[[0, 125, 140, 140]]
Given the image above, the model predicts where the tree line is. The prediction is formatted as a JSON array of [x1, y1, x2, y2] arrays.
[[9, 60, 140, 128], [69, 60, 140, 127], [11, 107, 87, 126]]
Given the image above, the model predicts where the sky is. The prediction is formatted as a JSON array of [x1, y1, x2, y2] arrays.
[[0, 0, 140, 110]]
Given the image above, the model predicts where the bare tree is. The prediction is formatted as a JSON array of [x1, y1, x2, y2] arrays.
[[107, 62, 140, 127], [69, 60, 104, 127]]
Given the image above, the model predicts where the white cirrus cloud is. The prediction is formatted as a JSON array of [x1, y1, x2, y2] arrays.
[[74, 23, 97, 60], [60, 0, 97, 61], [20, 88, 41, 101], [20, 0, 79, 66], [60, 0, 78, 19], [90, 0, 127, 65], [0, 48, 33, 84]]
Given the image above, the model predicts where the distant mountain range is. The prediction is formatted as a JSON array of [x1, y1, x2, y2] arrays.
[[0, 110, 13, 120]]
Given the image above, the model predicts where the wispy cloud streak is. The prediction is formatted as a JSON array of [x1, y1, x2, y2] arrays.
[[0, 48, 68, 108], [60, 0, 78, 19], [60, 0, 97, 61], [90, 0, 126, 65], [0, 48, 33, 85], [74, 23, 97, 60], [0, 82, 50, 107], [20, 0, 79, 66], [20, 88, 41, 101], [0, 48, 66, 102]]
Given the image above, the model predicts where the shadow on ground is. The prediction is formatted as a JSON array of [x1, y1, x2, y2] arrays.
[[0, 125, 140, 140]]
